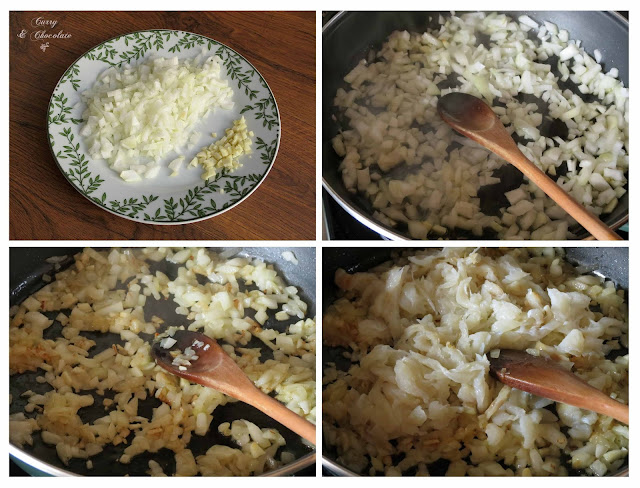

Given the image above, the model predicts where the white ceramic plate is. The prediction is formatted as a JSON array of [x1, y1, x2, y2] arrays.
[[47, 30, 280, 224]]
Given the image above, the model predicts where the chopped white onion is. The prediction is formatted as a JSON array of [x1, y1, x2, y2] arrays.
[[332, 12, 628, 240], [80, 51, 234, 182]]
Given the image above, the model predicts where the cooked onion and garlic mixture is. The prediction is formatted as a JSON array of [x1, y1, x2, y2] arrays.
[[323, 248, 627, 476], [80, 52, 240, 182], [331, 13, 628, 239], [10, 248, 315, 476]]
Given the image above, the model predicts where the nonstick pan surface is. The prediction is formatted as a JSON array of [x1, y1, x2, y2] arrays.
[[321, 246, 628, 476], [322, 11, 629, 240], [9, 247, 316, 476]]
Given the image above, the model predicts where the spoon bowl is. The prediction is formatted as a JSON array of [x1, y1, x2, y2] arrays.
[[151, 329, 224, 375], [437, 92, 497, 132]]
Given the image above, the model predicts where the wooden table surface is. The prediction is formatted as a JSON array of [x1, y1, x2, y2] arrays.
[[9, 11, 316, 240]]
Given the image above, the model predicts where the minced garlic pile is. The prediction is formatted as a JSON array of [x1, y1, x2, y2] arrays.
[[190, 117, 254, 181]]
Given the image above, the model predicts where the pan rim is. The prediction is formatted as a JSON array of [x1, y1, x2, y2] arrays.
[[322, 10, 630, 34], [322, 177, 628, 241], [10, 444, 316, 477]]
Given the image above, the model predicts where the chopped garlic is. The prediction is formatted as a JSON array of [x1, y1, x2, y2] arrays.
[[192, 117, 254, 181]]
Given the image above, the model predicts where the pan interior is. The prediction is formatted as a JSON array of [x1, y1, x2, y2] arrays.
[[323, 12, 629, 240], [10, 247, 316, 476], [321, 246, 628, 476]]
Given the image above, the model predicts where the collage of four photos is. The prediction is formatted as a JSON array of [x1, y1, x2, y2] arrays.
[[8, 8, 630, 478]]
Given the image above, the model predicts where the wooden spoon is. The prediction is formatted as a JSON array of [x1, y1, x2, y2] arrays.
[[437, 92, 622, 241], [489, 349, 628, 424], [151, 330, 316, 444]]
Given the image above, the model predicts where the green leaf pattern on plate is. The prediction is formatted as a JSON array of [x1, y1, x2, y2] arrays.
[[48, 93, 83, 126], [168, 32, 208, 53], [59, 64, 81, 91], [58, 127, 105, 196], [47, 30, 280, 224], [107, 194, 159, 218], [255, 137, 278, 165], [83, 40, 118, 67], [215, 45, 260, 101]]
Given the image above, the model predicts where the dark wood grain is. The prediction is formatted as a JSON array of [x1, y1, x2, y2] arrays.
[[9, 11, 316, 240]]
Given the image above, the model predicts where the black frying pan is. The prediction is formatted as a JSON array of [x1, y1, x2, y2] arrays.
[[321, 246, 628, 476], [9, 247, 316, 476], [322, 11, 629, 240]]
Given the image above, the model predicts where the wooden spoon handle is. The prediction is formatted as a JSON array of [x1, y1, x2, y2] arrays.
[[240, 386, 316, 444], [508, 150, 622, 241], [543, 371, 629, 424], [497, 363, 629, 424], [592, 396, 629, 424], [538, 380, 629, 424]]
